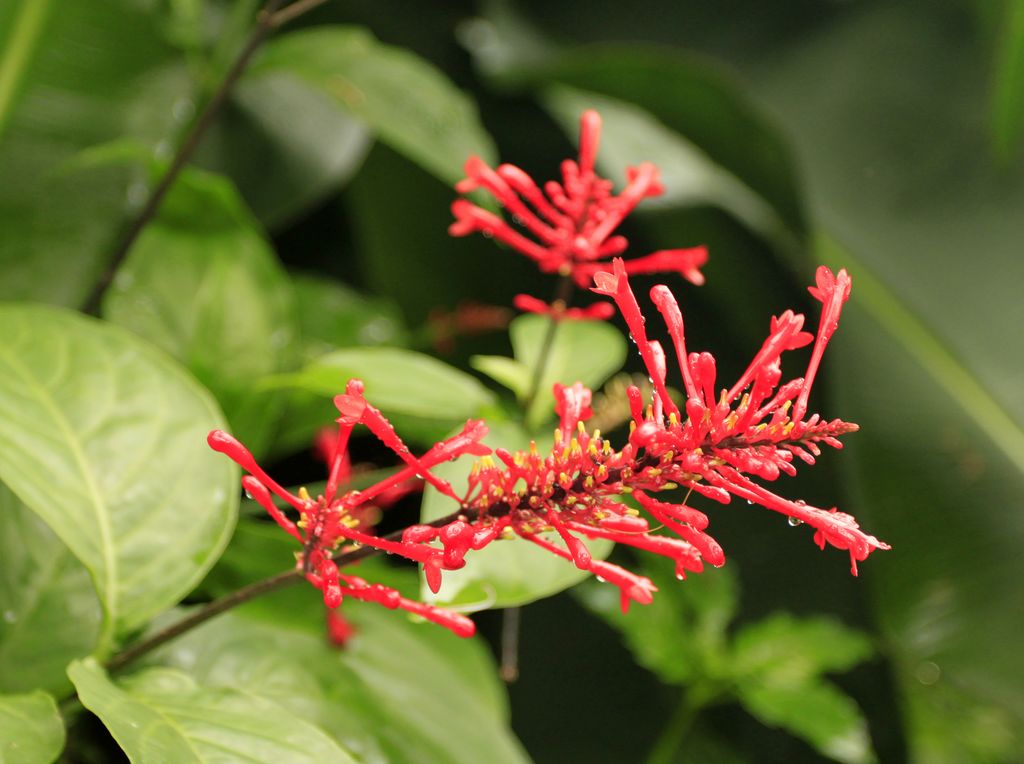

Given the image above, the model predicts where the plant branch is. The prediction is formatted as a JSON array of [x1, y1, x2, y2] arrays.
[[519, 274, 575, 418], [81, 0, 311, 315], [104, 505, 473, 673]]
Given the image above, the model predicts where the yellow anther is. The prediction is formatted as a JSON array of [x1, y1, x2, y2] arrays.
[[625, 506, 640, 515], [565, 496, 577, 506], [629, 421, 637, 434], [603, 441, 612, 455], [577, 420, 587, 433], [663, 482, 678, 490], [592, 429, 602, 441], [554, 428, 563, 444], [595, 465, 608, 479], [668, 412, 679, 427], [500, 527, 515, 540], [298, 486, 311, 501], [584, 475, 595, 489], [480, 455, 496, 469], [782, 400, 792, 412], [783, 422, 795, 435], [530, 441, 539, 456], [661, 450, 675, 463], [694, 447, 703, 455]]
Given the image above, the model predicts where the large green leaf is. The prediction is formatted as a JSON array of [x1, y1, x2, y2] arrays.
[[0, 306, 237, 651], [196, 74, 372, 230], [268, 346, 496, 443], [146, 557, 528, 764], [420, 420, 613, 610], [710, 2, 1024, 757], [472, 314, 626, 429], [103, 167, 298, 456], [249, 26, 496, 185], [0, 484, 101, 695], [0, 0, 194, 306], [69, 658, 356, 763], [0, 690, 64, 764]]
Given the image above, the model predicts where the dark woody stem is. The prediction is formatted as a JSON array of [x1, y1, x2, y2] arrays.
[[519, 274, 575, 417], [81, 0, 312, 315]]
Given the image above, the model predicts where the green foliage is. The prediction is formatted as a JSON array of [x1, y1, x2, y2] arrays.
[[270, 346, 496, 443], [250, 26, 497, 184], [473, 314, 627, 429], [0, 306, 237, 650], [420, 420, 613, 610], [103, 166, 298, 456], [147, 529, 528, 764], [0, 485, 101, 695], [0, 0, 1018, 760], [69, 658, 358, 763], [0, 690, 64, 764], [578, 559, 876, 763], [0, 0, 193, 306]]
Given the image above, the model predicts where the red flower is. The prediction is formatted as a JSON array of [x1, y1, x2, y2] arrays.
[[449, 110, 708, 314], [209, 266, 885, 629]]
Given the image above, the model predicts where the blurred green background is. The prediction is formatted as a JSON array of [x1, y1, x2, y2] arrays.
[[1, 0, 1022, 761]]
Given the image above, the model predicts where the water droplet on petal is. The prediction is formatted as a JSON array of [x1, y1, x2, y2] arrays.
[[788, 517, 803, 527]]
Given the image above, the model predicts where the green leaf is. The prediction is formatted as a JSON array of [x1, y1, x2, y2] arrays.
[[505, 314, 627, 428], [711, 1, 1024, 754], [292, 272, 408, 358], [730, 613, 874, 685], [420, 420, 613, 610], [991, 0, 1024, 162], [736, 680, 875, 764], [0, 0, 194, 306], [249, 26, 496, 185], [197, 74, 372, 230], [0, 483, 101, 695], [469, 355, 530, 397], [0, 305, 237, 651], [103, 167, 298, 456], [464, 18, 805, 233], [145, 568, 528, 764], [268, 347, 496, 443], [575, 554, 738, 686], [69, 658, 356, 763], [0, 690, 64, 764], [542, 85, 797, 253]]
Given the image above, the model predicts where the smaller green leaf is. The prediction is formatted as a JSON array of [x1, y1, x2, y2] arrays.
[[0, 690, 64, 764], [103, 166, 298, 457], [69, 658, 356, 763], [292, 272, 408, 358], [991, 0, 1024, 162], [420, 421, 612, 611], [575, 554, 738, 685], [736, 681, 875, 764], [250, 26, 496, 185], [268, 347, 495, 443], [507, 314, 627, 428], [469, 355, 530, 397], [730, 613, 874, 684]]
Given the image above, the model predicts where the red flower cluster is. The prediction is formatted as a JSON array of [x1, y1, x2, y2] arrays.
[[208, 264, 887, 636], [450, 109, 708, 317]]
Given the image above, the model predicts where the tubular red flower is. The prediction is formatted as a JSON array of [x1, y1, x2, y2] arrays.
[[450, 110, 708, 314]]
